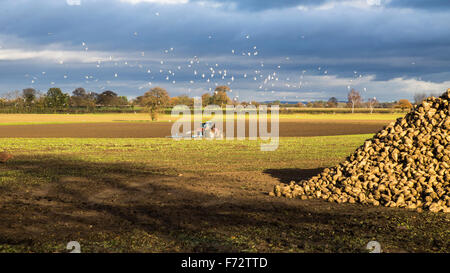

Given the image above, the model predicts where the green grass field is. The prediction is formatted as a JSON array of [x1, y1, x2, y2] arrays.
[[0, 136, 448, 253], [0, 136, 369, 186]]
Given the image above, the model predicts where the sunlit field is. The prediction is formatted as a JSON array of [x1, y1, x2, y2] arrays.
[[0, 136, 448, 253]]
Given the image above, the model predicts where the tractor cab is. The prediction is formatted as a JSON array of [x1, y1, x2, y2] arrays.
[[171, 120, 221, 139], [202, 121, 214, 130]]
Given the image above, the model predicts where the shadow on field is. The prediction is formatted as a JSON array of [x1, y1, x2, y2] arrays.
[[0, 155, 448, 253], [263, 168, 324, 184]]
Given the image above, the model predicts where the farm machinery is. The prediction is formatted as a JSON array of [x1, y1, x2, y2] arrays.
[[170, 121, 223, 139]]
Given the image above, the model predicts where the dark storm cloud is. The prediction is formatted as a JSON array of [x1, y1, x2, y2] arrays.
[[193, 0, 450, 11], [0, 0, 450, 101], [388, 0, 450, 10], [2, 0, 449, 59], [191, 0, 329, 11], [194, 0, 450, 11]]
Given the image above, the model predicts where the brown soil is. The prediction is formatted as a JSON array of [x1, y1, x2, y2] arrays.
[[0, 157, 448, 253], [0, 120, 388, 138]]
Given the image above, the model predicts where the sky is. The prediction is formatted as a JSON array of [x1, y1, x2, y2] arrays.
[[0, 0, 449, 102]]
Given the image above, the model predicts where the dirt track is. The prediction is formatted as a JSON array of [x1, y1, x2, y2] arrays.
[[0, 120, 390, 138]]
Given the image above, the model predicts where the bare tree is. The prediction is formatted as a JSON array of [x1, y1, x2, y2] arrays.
[[367, 97, 378, 114], [414, 93, 427, 105], [2, 90, 22, 101], [347, 89, 362, 114]]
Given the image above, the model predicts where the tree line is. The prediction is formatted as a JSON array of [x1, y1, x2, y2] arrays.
[[0, 85, 236, 116], [1, 87, 129, 113], [1, 85, 426, 115], [290, 89, 438, 113]]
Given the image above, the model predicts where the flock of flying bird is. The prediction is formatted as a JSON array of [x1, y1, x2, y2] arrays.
[[20, 14, 368, 102]]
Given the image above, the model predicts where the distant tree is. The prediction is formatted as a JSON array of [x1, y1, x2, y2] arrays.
[[96, 90, 119, 106], [367, 97, 378, 114], [72, 87, 87, 98], [44, 88, 69, 109], [118, 96, 129, 106], [201, 93, 212, 107], [312, 101, 326, 108], [22, 88, 37, 105], [176, 95, 194, 107], [169, 97, 179, 106], [34, 95, 46, 109], [71, 87, 91, 107], [396, 99, 413, 111], [214, 85, 231, 93], [347, 89, 362, 113], [250, 101, 260, 107], [169, 95, 193, 107], [2, 90, 22, 102], [414, 93, 427, 105], [211, 86, 231, 107], [306, 102, 313, 108], [137, 87, 170, 121], [327, 97, 338, 108], [380, 101, 397, 109]]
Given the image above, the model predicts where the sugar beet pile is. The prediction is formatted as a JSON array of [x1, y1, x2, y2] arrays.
[[271, 90, 450, 213]]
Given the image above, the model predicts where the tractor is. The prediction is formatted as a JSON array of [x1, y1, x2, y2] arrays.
[[170, 120, 223, 139]]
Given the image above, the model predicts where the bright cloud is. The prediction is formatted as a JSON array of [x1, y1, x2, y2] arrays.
[[0, 48, 116, 63], [66, 0, 81, 6]]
